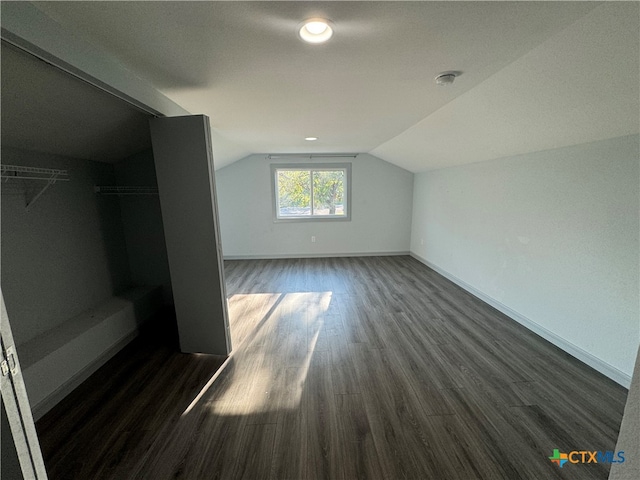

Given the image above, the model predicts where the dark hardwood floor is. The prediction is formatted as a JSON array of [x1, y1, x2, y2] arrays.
[[36, 256, 628, 479]]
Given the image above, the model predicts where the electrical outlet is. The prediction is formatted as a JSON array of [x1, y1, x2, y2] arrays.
[[311, 236, 316, 243], [421, 238, 424, 245]]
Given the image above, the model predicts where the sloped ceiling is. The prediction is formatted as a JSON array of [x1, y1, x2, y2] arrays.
[[1, 43, 152, 162], [22, 2, 640, 171], [371, 2, 640, 170]]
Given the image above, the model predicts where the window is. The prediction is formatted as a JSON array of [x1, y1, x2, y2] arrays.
[[272, 163, 351, 221]]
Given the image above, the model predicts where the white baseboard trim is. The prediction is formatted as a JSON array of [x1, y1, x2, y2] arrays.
[[224, 251, 410, 261], [410, 252, 631, 389]]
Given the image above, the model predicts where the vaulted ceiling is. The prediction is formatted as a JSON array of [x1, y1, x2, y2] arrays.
[[8, 1, 640, 172]]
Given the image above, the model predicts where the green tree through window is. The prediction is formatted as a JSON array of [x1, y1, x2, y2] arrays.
[[273, 165, 350, 220], [278, 170, 311, 215], [313, 170, 344, 215]]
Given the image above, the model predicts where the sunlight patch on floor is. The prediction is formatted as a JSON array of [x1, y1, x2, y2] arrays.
[[182, 291, 332, 417]]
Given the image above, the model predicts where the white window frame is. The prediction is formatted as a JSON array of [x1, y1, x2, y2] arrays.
[[271, 163, 352, 222]]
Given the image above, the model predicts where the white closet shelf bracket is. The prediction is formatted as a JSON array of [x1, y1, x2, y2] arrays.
[[94, 186, 159, 196], [1, 164, 70, 210]]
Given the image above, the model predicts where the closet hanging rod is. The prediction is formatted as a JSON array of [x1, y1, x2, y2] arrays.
[[2, 175, 70, 182]]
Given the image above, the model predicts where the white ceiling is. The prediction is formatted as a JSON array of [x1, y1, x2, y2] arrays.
[[371, 2, 640, 170], [20, 1, 640, 171]]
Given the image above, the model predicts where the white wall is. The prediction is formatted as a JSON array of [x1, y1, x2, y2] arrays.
[[410, 135, 639, 382], [216, 154, 413, 258]]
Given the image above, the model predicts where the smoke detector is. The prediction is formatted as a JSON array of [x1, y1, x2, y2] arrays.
[[435, 72, 457, 86]]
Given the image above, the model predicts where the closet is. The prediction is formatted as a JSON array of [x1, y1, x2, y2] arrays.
[[1, 40, 230, 476]]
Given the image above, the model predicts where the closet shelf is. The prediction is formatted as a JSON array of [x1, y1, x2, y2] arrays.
[[1, 164, 70, 182], [1, 164, 70, 210], [94, 186, 159, 196]]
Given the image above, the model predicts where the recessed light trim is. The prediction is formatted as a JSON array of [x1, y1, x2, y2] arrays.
[[435, 72, 458, 86], [305, 137, 318, 141], [298, 18, 333, 44]]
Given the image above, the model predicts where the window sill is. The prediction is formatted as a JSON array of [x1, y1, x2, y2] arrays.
[[273, 216, 351, 223]]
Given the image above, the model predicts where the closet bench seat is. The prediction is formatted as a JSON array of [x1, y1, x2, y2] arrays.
[[19, 286, 163, 419]]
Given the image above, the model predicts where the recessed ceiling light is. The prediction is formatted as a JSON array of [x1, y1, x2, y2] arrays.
[[435, 72, 457, 86], [305, 137, 318, 141], [298, 18, 333, 44]]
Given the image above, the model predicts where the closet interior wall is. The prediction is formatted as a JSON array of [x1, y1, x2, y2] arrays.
[[1, 42, 170, 418], [114, 149, 173, 305], [1, 146, 132, 346]]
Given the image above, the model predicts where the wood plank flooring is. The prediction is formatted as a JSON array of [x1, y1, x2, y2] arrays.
[[35, 256, 628, 479]]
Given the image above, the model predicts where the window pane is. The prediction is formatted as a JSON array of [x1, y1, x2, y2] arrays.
[[313, 170, 345, 216], [272, 164, 350, 221], [277, 170, 311, 217]]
